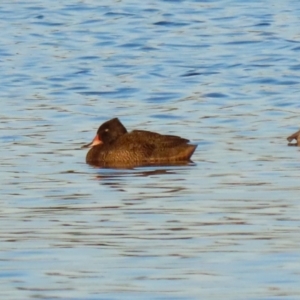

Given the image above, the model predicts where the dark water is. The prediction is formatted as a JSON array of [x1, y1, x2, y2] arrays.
[[1, 1, 300, 299]]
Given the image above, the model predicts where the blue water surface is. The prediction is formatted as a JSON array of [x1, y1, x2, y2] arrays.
[[1, 0, 300, 299]]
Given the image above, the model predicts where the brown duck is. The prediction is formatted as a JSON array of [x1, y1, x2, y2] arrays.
[[83, 118, 197, 165], [287, 130, 300, 146]]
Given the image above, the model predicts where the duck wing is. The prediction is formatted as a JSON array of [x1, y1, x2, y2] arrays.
[[131, 130, 190, 146]]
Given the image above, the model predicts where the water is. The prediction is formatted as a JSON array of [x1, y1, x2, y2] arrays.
[[1, 0, 300, 299]]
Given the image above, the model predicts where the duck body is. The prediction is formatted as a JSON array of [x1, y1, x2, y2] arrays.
[[287, 130, 300, 146], [84, 118, 197, 166]]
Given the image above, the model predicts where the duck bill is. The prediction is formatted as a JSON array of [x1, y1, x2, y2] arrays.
[[82, 134, 103, 148]]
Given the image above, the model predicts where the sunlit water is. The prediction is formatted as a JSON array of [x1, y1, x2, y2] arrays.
[[1, 1, 300, 299]]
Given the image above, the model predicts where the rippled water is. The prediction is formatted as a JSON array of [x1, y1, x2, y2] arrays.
[[1, 0, 300, 299]]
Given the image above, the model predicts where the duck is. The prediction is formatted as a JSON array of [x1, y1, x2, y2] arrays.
[[287, 130, 300, 146], [83, 118, 197, 166]]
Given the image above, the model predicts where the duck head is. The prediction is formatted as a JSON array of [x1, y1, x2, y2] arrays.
[[82, 118, 127, 148]]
